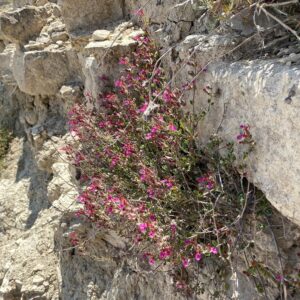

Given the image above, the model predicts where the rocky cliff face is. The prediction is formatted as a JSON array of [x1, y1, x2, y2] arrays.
[[0, 0, 300, 299]]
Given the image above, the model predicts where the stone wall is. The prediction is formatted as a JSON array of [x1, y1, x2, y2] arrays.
[[0, 0, 300, 299]]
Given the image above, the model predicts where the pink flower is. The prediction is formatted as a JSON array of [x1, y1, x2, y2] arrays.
[[275, 274, 284, 283], [168, 123, 177, 131], [132, 34, 143, 42], [149, 257, 155, 265], [106, 205, 113, 214], [176, 281, 186, 289], [139, 167, 150, 182], [149, 230, 156, 239], [147, 188, 156, 199], [182, 258, 190, 268], [145, 125, 160, 140], [122, 143, 135, 157], [138, 223, 148, 234], [159, 247, 172, 260], [69, 231, 79, 246], [162, 89, 174, 103], [110, 156, 119, 168], [210, 247, 218, 255], [133, 8, 144, 17], [149, 214, 156, 221], [119, 57, 129, 65], [77, 192, 90, 204], [184, 239, 192, 246], [88, 181, 99, 193], [138, 102, 148, 113], [145, 133, 153, 140], [196, 175, 215, 190], [195, 252, 202, 261], [161, 179, 174, 189], [170, 222, 176, 234], [115, 79, 125, 88]]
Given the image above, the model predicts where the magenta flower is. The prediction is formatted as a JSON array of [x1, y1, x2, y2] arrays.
[[162, 89, 174, 102], [138, 102, 148, 113], [161, 179, 174, 189], [196, 175, 215, 190], [133, 8, 144, 17], [119, 57, 129, 65], [110, 156, 120, 168], [77, 193, 90, 204], [138, 223, 148, 234], [69, 231, 79, 246], [149, 230, 156, 239], [145, 125, 160, 140], [88, 181, 99, 193], [149, 214, 156, 221], [168, 123, 177, 131], [237, 124, 251, 143], [195, 252, 202, 261], [182, 258, 190, 268], [170, 223, 177, 234], [147, 188, 156, 199], [132, 34, 142, 41], [149, 257, 155, 265], [159, 248, 171, 260], [210, 247, 218, 255], [115, 79, 125, 88], [184, 239, 192, 246], [122, 143, 135, 157], [139, 167, 150, 182], [275, 274, 284, 283]]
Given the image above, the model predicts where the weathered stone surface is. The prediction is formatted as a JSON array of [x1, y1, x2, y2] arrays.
[[202, 61, 300, 226], [12, 47, 82, 96], [0, 6, 48, 44], [92, 29, 111, 41], [58, 0, 124, 33], [51, 30, 68, 42], [171, 33, 300, 226]]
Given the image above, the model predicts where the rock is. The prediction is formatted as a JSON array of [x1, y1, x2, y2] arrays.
[[13, 0, 34, 8], [24, 110, 38, 125], [92, 29, 111, 41], [24, 42, 47, 51], [0, 40, 5, 52], [46, 20, 66, 34], [228, 6, 276, 37], [59, 0, 124, 33], [51, 4, 61, 18], [51, 31, 68, 42], [0, 7, 48, 44], [194, 59, 300, 226], [32, 275, 45, 285], [12, 47, 81, 96], [36, 0, 48, 5]]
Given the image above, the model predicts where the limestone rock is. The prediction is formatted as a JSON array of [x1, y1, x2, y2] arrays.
[[92, 29, 111, 41], [58, 0, 124, 33], [12, 47, 81, 96], [0, 6, 48, 44], [51, 30, 68, 42], [0, 40, 5, 52]]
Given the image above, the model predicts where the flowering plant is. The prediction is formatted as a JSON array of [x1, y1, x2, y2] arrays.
[[64, 34, 251, 288]]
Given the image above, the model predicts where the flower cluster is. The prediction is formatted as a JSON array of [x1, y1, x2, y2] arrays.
[[237, 124, 252, 144], [64, 34, 249, 289]]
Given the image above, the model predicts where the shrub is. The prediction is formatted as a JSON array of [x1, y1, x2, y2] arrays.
[[64, 34, 254, 290]]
